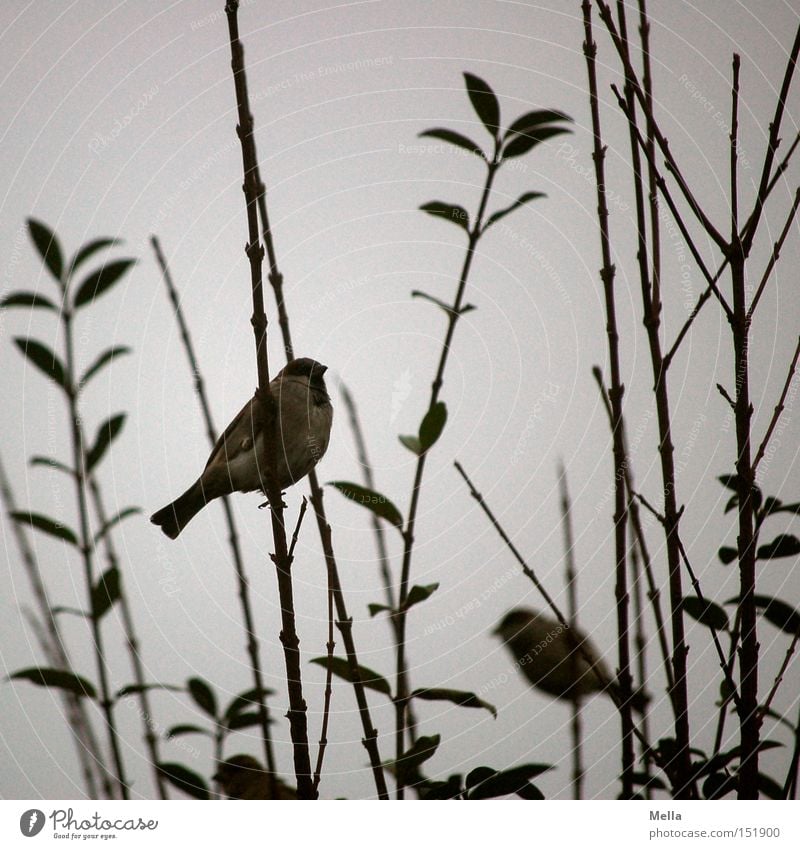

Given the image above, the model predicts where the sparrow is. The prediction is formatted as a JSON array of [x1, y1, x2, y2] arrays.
[[493, 607, 646, 711], [213, 754, 297, 800], [151, 357, 333, 539]]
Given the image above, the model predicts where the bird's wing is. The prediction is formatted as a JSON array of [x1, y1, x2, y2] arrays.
[[203, 394, 262, 471]]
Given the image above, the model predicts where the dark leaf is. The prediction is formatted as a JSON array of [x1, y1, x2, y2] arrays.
[[418, 774, 464, 799], [0, 291, 58, 311], [166, 724, 212, 739], [411, 687, 497, 718], [419, 128, 485, 159], [411, 290, 457, 316], [503, 125, 571, 159], [8, 667, 96, 699], [91, 567, 121, 619], [225, 711, 262, 731], [86, 413, 126, 472], [700, 740, 783, 776], [310, 656, 392, 698], [93, 507, 141, 544], [504, 109, 572, 139], [420, 201, 470, 233], [72, 259, 135, 310], [51, 606, 88, 618], [752, 595, 800, 635], [395, 734, 441, 785], [10, 511, 78, 546], [157, 763, 209, 800], [631, 771, 667, 790], [463, 72, 500, 136], [30, 456, 74, 477], [68, 238, 120, 278], [28, 219, 64, 282], [484, 191, 546, 230], [79, 346, 132, 390], [405, 583, 439, 610], [467, 764, 550, 799], [724, 493, 738, 514], [419, 401, 447, 452], [718, 474, 739, 491], [115, 683, 181, 698], [187, 677, 218, 719], [328, 481, 403, 530], [718, 546, 738, 565], [398, 435, 422, 455], [760, 706, 796, 733], [772, 501, 800, 516], [683, 596, 729, 631], [223, 687, 275, 722], [759, 773, 785, 799], [762, 496, 783, 515], [465, 766, 496, 790], [367, 603, 392, 617], [758, 534, 800, 561], [13, 337, 69, 393]]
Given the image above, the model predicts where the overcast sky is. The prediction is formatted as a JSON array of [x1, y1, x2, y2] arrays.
[[1, 0, 799, 800]]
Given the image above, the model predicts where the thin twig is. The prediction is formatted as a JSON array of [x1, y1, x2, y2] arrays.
[[151, 235, 278, 796], [224, 0, 313, 799], [753, 335, 800, 473], [761, 631, 800, 720]]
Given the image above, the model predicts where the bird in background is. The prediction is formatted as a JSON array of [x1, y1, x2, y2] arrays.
[[151, 357, 333, 539], [214, 754, 297, 800], [493, 607, 647, 712]]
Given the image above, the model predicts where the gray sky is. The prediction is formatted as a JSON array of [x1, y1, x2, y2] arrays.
[[1, 0, 799, 800]]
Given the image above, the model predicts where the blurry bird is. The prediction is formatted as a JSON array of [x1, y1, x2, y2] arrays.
[[493, 607, 646, 711], [151, 357, 332, 539], [214, 755, 296, 800]]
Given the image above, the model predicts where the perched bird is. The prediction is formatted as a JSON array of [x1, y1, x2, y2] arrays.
[[214, 754, 296, 800], [493, 607, 646, 711], [151, 357, 332, 539]]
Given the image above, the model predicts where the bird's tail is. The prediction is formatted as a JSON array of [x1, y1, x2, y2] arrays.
[[150, 482, 206, 539]]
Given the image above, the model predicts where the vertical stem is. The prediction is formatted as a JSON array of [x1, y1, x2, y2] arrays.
[[559, 463, 584, 800], [151, 236, 278, 793], [394, 156, 499, 798], [225, 0, 313, 798], [630, 540, 652, 798], [62, 308, 129, 799], [582, 0, 634, 798]]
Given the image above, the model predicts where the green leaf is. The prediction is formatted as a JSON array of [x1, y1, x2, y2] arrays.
[[91, 566, 121, 619], [10, 511, 78, 546], [328, 481, 404, 530], [187, 677, 218, 719], [398, 435, 422, 455], [484, 191, 546, 231], [223, 687, 275, 722], [467, 764, 550, 799], [404, 583, 439, 611], [758, 534, 800, 560], [718, 546, 738, 565], [79, 346, 132, 390], [367, 603, 392, 617], [225, 711, 262, 731], [502, 125, 571, 160], [419, 401, 447, 452], [0, 290, 58, 311], [419, 128, 485, 160], [682, 596, 729, 631], [157, 763, 209, 800], [72, 259, 135, 310], [86, 413, 125, 472], [30, 456, 75, 477], [310, 656, 392, 698], [420, 201, 470, 232], [8, 667, 96, 699], [411, 687, 497, 718], [13, 337, 69, 393], [395, 734, 441, 785], [28, 219, 64, 282], [115, 683, 182, 698], [166, 724, 212, 739], [93, 507, 141, 544], [67, 238, 120, 278], [463, 72, 500, 136]]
